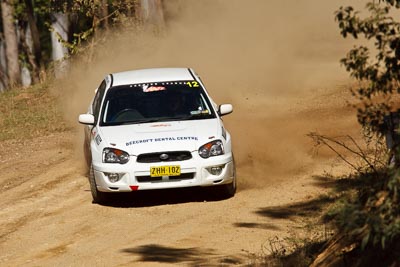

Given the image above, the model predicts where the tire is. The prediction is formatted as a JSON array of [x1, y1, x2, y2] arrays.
[[89, 164, 108, 204]]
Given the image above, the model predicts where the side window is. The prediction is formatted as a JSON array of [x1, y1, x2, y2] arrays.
[[92, 80, 107, 121]]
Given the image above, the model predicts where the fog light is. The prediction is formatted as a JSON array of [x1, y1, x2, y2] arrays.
[[105, 173, 121, 183], [208, 165, 224, 175]]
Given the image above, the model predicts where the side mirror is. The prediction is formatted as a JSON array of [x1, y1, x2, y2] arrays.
[[218, 104, 233, 116], [78, 114, 95, 125]]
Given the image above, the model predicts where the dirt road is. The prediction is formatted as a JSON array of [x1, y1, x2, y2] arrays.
[[0, 1, 364, 266], [0, 85, 359, 266]]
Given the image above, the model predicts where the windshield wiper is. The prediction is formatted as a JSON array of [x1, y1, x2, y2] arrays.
[[166, 115, 193, 121], [167, 113, 214, 121], [114, 118, 162, 125]]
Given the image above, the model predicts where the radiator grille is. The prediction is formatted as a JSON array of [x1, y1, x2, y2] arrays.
[[137, 151, 192, 163]]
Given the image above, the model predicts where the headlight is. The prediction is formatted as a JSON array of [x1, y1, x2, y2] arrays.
[[103, 148, 130, 164], [198, 140, 224, 158]]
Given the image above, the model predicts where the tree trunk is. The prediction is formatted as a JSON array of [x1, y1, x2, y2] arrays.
[[0, 36, 8, 92], [139, 0, 165, 27], [24, 0, 42, 69], [19, 25, 36, 86], [101, 0, 109, 29], [50, 12, 69, 78], [1, 0, 21, 88]]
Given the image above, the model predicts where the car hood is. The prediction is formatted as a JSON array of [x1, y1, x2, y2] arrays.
[[98, 119, 221, 155]]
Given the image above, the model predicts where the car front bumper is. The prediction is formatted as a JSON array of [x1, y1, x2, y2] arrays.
[[92, 152, 234, 192]]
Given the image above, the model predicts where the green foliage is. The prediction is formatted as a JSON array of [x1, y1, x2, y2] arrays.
[[3, 0, 138, 76], [309, 132, 400, 262], [383, 0, 400, 8], [332, 1, 400, 253], [336, 2, 400, 135], [49, 0, 137, 57], [332, 169, 400, 251]]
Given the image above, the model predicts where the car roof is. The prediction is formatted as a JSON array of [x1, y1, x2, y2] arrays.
[[110, 68, 196, 87]]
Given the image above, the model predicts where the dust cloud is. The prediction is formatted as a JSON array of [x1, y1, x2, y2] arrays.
[[61, 0, 364, 188]]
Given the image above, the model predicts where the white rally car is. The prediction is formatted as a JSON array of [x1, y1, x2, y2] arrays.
[[78, 68, 236, 204]]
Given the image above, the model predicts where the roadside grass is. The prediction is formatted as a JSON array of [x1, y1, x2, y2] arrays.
[[245, 222, 332, 267], [0, 83, 70, 141], [242, 203, 336, 266], [257, 168, 400, 267]]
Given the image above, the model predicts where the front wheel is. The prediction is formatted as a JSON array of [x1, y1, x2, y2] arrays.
[[89, 164, 109, 204]]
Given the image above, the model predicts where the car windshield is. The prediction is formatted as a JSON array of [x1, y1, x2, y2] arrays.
[[100, 81, 216, 126]]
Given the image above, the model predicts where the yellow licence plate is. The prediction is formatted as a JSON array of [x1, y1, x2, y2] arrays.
[[150, 166, 181, 177]]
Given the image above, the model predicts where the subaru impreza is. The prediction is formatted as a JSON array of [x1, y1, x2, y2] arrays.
[[78, 68, 235, 203]]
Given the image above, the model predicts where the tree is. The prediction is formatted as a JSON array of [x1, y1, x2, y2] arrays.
[[0, 0, 165, 91], [336, 1, 400, 136], [24, 0, 41, 66], [0, 34, 8, 92], [100, 0, 109, 29], [22, 0, 42, 83], [138, 0, 165, 28], [1, 0, 21, 88], [332, 0, 400, 256], [50, 11, 69, 77]]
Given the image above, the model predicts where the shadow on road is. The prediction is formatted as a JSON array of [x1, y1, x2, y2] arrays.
[[96, 186, 231, 208], [252, 174, 366, 221], [229, 174, 363, 233], [254, 195, 335, 220], [233, 222, 281, 231], [120, 244, 242, 265], [311, 174, 364, 193]]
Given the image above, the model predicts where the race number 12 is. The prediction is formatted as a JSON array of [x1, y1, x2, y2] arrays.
[[187, 81, 199, 87]]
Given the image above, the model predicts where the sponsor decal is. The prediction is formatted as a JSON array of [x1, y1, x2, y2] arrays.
[[126, 136, 198, 146], [95, 135, 102, 145], [190, 110, 209, 115], [143, 85, 166, 93]]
